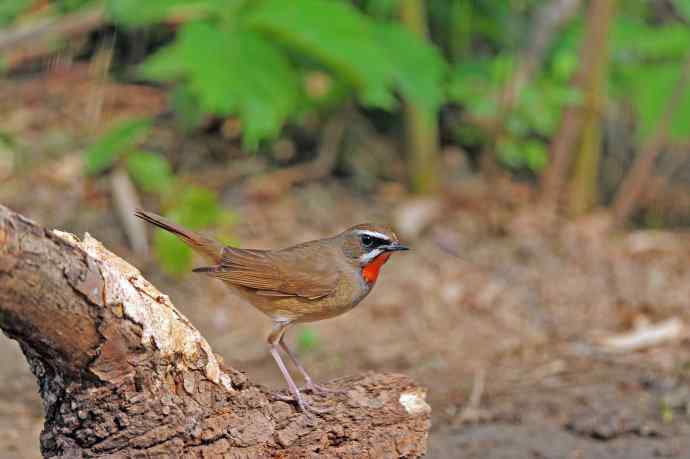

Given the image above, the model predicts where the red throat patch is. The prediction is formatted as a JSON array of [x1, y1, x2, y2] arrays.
[[362, 252, 391, 284]]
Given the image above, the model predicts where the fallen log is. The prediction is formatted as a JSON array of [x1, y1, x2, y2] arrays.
[[0, 205, 430, 458]]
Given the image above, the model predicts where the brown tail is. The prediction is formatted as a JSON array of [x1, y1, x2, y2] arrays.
[[135, 209, 224, 263]]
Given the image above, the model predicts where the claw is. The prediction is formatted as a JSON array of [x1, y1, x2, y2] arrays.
[[273, 391, 332, 415], [303, 382, 347, 396]]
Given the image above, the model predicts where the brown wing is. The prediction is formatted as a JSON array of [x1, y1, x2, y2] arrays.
[[193, 242, 339, 300]]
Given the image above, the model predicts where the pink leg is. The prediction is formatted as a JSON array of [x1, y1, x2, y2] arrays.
[[279, 334, 346, 395], [268, 322, 330, 414]]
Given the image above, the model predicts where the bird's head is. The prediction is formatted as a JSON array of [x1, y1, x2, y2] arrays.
[[338, 223, 409, 284]]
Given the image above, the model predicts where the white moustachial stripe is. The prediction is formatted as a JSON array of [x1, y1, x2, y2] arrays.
[[359, 248, 384, 264]]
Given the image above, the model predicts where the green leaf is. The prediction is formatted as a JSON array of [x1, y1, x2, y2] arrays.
[[247, 0, 397, 108], [373, 22, 446, 113], [677, 0, 690, 21], [524, 140, 548, 172], [171, 85, 205, 130], [365, 0, 400, 18], [552, 50, 578, 81], [154, 229, 192, 276], [152, 185, 227, 275], [141, 22, 298, 149], [496, 140, 522, 169], [613, 19, 690, 61], [490, 53, 514, 84], [168, 186, 223, 229], [126, 151, 173, 193], [84, 118, 151, 175], [624, 63, 690, 141], [453, 123, 486, 146], [0, 0, 31, 26], [448, 60, 492, 103], [297, 327, 320, 353]]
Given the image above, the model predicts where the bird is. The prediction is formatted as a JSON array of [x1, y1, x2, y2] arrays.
[[135, 209, 408, 413]]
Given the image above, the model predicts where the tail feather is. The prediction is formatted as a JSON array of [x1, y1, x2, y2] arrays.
[[135, 209, 224, 263], [191, 266, 216, 273]]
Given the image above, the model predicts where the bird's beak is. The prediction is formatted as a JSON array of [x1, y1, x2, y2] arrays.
[[383, 242, 409, 252]]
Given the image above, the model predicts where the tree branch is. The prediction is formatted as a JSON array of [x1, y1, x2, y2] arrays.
[[0, 205, 430, 457]]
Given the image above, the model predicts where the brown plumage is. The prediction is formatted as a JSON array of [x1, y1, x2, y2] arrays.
[[135, 209, 408, 413]]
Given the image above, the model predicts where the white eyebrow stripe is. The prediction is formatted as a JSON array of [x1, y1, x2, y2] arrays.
[[359, 248, 384, 264], [355, 230, 391, 241]]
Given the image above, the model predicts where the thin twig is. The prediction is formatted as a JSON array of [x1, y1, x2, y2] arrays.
[[540, 0, 617, 209], [611, 54, 690, 226], [0, 6, 104, 51], [111, 168, 149, 253], [458, 367, 487, 423], [599, 317, 686, 353], [480, 0, 582, 175], [500, 0, 582, 110]]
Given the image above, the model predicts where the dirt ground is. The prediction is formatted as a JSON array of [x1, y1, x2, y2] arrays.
[[3, 70, 690, 458]]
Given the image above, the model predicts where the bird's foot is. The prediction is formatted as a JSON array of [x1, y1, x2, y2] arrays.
[[273, 392, 332, 415], [303, 381, 347, 396]]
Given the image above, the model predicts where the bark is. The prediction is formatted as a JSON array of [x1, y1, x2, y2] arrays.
[[0, 205, 430, 458]]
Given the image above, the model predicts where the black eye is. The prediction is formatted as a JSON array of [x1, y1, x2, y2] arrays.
[[361, 235, 374, 247]]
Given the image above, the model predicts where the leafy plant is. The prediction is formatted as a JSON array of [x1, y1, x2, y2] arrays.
[[126, 151, 173, 194], [106, 0, 447, 150], [84, 118, 151, 174], [152, 185, 233, 275], [611, 17, 690, 142], [449, 47, 580, 173], [84, 119, 235, 275], [0, 0, 31, 26], [61, 0, 690, 220]]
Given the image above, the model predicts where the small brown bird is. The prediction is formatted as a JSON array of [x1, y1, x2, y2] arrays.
[[135, 210, 408, 412]]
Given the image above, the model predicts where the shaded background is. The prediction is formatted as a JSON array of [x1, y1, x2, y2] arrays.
[[2, 0, 690, 457]]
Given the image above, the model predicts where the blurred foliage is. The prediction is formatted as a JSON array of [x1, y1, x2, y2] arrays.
[[153, 186, 235, 276], [296, 326, 320, 354], [84, 119, 235, 275], [85, 118, 151, 174], [448, 52, 581, 172], [6, 0, 688, 176], [126, 151, 173, 194], [4, 0, 690, 216], [106, 0, 447, 150], [0, 0, 31, 26], [611, 15, 690, 142], [1, 0, 92, 25]]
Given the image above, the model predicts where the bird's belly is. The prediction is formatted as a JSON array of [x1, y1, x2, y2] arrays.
[[228, 281, 372, 323], [295, 277, 373, 323]]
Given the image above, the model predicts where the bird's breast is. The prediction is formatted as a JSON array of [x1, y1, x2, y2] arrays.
[[361, 252, 391, 284]]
